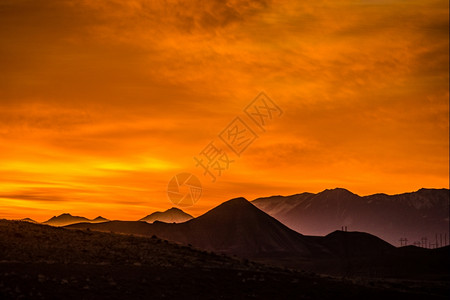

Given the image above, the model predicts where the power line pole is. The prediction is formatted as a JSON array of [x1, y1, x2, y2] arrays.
[[399, 238, 408, 247], [421, 237, 428, 248]]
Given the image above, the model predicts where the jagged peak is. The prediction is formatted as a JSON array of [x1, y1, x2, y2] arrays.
[[166, 207, 184, 212], [318, 188, 359, 196], [197, 197, 257, 220], [221, 197, 251, 206], [59, 213, 73, 217]]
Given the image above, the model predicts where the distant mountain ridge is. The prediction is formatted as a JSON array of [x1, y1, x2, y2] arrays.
[[252, 188, 449, 246], [19, 218, 37, 223], [43, 213, 109, 226], [139, 207, 193, 223], [92, 216, 108, 222], [27, 188, 450, 247]]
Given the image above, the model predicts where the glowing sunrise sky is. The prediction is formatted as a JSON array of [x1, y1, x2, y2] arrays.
[[0, 0, 448, 221]]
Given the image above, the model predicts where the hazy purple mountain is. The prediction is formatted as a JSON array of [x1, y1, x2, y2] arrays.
[[252, 188, 449, 246], [139, 207, 193, 223], [153, 198, 324, 257], [44, 214, 109, 226]]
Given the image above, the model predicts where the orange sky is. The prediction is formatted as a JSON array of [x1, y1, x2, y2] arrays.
[[0, 0, 448, 222]]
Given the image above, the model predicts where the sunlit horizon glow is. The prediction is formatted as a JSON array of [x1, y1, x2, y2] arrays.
[[1, 0, 448, 222]]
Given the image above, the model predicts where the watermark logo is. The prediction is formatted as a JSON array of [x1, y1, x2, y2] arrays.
[[167, 173, 202, 207], [194, 141, 234, 183], [167, 92, 282, 207], [219, 117, 258, 156], [244, 92, 282, 131]]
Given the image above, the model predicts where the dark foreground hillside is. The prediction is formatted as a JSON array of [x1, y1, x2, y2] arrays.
[[0, 220, 448, 299]]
